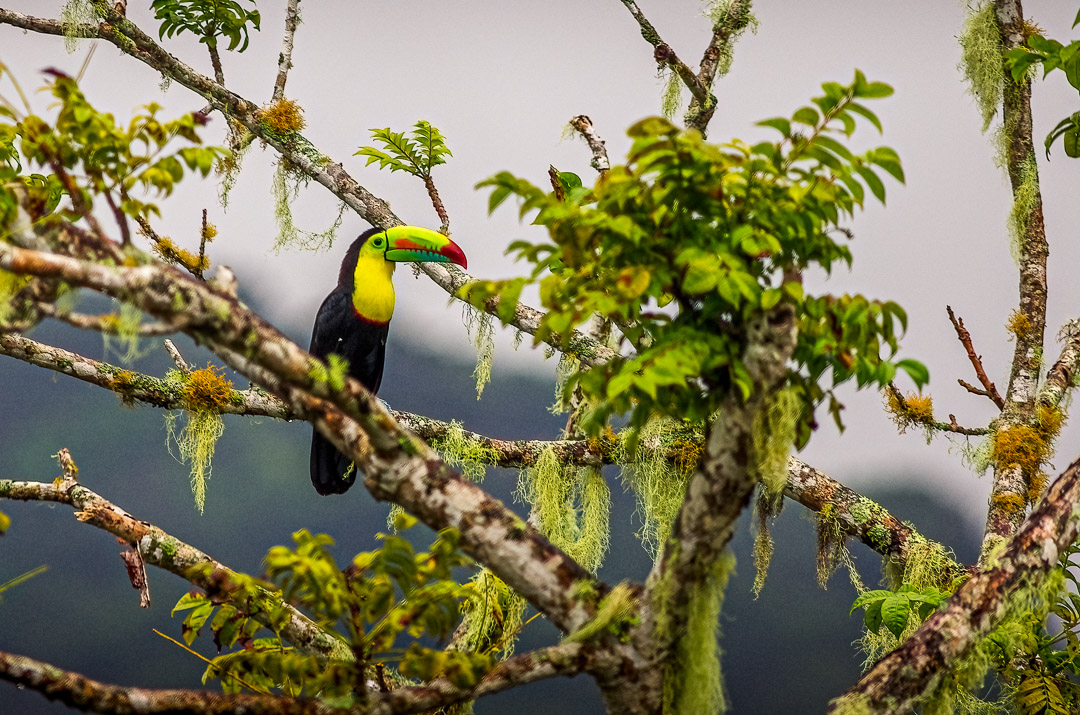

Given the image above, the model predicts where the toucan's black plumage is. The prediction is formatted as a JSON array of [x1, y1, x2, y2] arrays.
[[308, 226, 467, 495]]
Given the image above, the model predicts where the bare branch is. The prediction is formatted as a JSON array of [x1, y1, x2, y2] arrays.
[[685, 0, 753, 133], [834, 456, 1080, 714], [272, 0, 301, 102], [617, 0, 708, 105], [568, 115, 610, 173], [946, 305, 1004, 409]]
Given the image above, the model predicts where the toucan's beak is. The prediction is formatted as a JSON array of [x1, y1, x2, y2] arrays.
[[383, 226, 467, 269]]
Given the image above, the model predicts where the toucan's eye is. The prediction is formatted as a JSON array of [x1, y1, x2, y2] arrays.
[[372, 236, 384, 248]]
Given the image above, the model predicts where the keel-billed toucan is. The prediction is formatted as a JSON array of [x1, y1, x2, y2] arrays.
[[309, 226, 467, 495]]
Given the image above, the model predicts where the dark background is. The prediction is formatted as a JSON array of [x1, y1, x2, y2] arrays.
[[0, 308, 979, 714]]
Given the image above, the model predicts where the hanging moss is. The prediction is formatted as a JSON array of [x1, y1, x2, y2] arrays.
[[456, 568, 527, 658], [958, 2, 1004, 132], [430, 421, 500, 481], [751, 488, 783, 597], [750, 387, 799, 497], [661, 71, 684, 121], [164, 364, 234, 514], [1007, 154, 1039, 264], [60, 0, 95, 54], [551, 352, 577, 415], [217, 140, 250, 210], [702, 0, 759, 78], [565, 581, 637, 644], [102, 302, 151, 364], [617, 417, 701, 557], [0, 269, 30, 325], [463, 307, 495, 400], [517, 448, 610, 573], [654, 551, 735, 714], [271, 161, 345, 251]]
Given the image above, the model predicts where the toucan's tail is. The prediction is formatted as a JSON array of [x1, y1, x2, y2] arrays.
[[310, 429, 357, 495]]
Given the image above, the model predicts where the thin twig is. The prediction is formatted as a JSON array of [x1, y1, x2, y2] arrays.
[[272, 0, 301, 102], [163, 338, 191, 374], [568, 115, 610, 173], [946, 305, 1005, 410]]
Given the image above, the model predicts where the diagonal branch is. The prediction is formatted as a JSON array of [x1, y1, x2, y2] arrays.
[[0, 476, 350, 664], [0, 332, 956, 574], [0, 5, 615, 368], [0, 224, 605, 637], [946, 305, 1005, 410], [833, 455, 1080, 714], [616, 0, 709, 106]]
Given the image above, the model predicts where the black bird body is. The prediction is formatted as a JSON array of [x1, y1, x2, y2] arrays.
[[308, 226, 466, 495]]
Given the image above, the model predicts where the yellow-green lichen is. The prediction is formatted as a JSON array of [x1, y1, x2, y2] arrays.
[[455, 568, 527, 658], [657, 551, 735, 715], [60, 0, 95, 53], [1007, 154, 1039, 264], [164, 364, 234, 513], [431, 421, 499, 481], [701, 0, 759, 79], [101, 302, 151, 363], [991, 405, 1063, 494], [565, 581, 636, 644], [151, 234, 209, 274], [0, 269, 30, 326], [271, 161, 346, 252], [464, 307, 495, 400], [958, 2, 1004, 132], [751, 488, 783, 597], [884, 387, 934, 439], [1005, 308, 1032, 341], [516, 448, 610, 573], [617, 417, 701, 557], [217, 139, 250, 210], [750, 386, 799, 497], [661, 71, 684, 121]]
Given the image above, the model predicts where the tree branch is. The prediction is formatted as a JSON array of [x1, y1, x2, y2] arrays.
[[616, 0, 709, 106], [981, 0, 1051, 559], [0, 5, 616, 368], [568, 115, 610, 173], [0, 223, 604, 637], [833, 456, 1080, 714], [946, 304, 1005, 410], [684, 0, 753, 133], [272, 0, 301, 102], [0, 640, 602, 715], [0, 476, 350, 664]]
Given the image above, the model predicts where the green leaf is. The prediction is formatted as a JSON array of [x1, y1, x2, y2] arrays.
[[896, 358, 929, 388], [880, 594, 911, 639], [757, 117, 792, 137], [792, 106, 819, 126], [845, 102, 882, 133]]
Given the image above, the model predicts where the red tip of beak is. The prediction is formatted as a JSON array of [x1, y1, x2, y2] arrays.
[[445, 240, 467, 269]]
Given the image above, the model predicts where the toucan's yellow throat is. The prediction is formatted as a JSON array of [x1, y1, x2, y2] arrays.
[[345, 226, 467, 324], [351, 252, 396, 323]]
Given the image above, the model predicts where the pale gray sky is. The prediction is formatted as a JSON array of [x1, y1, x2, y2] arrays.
[[3, 1, 1080, 527]]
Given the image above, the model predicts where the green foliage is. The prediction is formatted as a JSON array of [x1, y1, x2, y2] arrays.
[[468, 72, 922, 446], [516, 448, 610, 573], [354, 121, 452, 179], [1007, 22, 1080, 158], [958, 2, 1004, 132], [174, 518, 493, 698], [851, 585, 948, 639], [0, 73, 223, 227], [151, 0, 261, 51]]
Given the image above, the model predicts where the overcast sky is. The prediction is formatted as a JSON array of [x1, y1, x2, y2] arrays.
[[3, 1, 1080, 527]]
